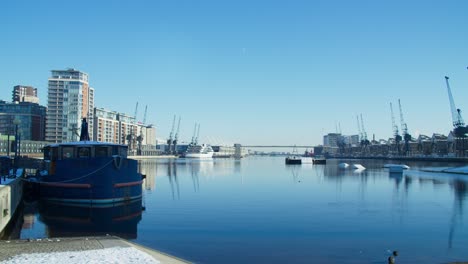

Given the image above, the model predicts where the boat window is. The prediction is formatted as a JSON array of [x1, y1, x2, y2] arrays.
[[51, 147, 58, 161], [62, 147, 74, 159], [43, 147, 50, 160], [95, 146, 109, 157], [112, 146, 119, 156], [119, 147, 128, 157], [78, 147, 91, 158]]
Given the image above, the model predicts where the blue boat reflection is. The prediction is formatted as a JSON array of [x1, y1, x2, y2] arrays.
[[38, 199, 143, 239]]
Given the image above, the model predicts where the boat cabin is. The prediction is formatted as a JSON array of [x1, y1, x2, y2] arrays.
[[43, 142, 128, 161]]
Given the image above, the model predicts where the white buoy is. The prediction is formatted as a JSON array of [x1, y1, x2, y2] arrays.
[[352, 164, 366, 170], [338, 163, 349, 169]]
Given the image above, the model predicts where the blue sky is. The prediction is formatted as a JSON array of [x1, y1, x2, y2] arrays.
[[1, 0, 467, 145]]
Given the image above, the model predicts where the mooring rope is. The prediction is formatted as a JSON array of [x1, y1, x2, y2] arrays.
[[21, 159, 115, 184]]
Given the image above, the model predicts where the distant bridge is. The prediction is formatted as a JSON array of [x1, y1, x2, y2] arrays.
[[242, 145, 313, 148]]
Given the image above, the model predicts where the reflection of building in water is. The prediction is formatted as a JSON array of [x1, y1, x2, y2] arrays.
[[39, 200, 143, 239], [139, 161, 157, 191]]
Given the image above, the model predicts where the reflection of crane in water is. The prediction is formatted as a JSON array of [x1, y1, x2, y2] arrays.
[[448, 180, 466, 249], [190, 162, 200, 192], [390, 172, 408, 225], [167, 161, 180, 200], [288, 165, 300, 183]]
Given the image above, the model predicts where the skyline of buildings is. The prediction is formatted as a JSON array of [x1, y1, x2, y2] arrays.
[[0, 68, 157, 153]]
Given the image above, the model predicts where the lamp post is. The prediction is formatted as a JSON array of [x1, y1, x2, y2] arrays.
[[13, 117, 20, 172], [7, 116, 12, 157]]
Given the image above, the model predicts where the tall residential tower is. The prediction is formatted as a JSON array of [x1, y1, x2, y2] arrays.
[[46, 69, 94, 143]]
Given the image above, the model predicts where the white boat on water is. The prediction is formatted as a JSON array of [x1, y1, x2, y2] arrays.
[[185, 144, 214, 158]]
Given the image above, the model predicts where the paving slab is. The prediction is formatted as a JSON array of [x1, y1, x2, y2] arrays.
[[0, 236, 190, 264]]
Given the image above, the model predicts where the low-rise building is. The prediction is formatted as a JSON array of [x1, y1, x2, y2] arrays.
[[93, 108, 157, 155], [0, 101, 46, 141]]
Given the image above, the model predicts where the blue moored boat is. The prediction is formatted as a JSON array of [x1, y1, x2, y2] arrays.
[[37, 118, 144, 204]]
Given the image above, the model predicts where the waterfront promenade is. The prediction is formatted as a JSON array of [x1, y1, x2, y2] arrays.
[[0, 236, 190, 263]]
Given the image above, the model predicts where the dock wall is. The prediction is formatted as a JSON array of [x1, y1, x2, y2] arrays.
[[0, 178, 23, 236]]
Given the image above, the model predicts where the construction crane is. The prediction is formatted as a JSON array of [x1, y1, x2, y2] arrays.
[[445, 76, 467, 137], [167, 115, 176, 154], [390, 102, 402, 155], [172, 116, 181, 155], [398, 99, 412, 156]]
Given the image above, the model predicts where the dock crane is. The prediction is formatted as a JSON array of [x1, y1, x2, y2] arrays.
[[134, 102, 139, 121], [136, 105, 147, 156], [357, 116, 362, 142], [143, 105, 148, 125], [445, 76, 468, 156], [190, 123, 198, 145], [360, 114, 370, 152], [398, 99, 412, 156], [194, 124, 201, 145], [167, 115, 176, 154], [390, 102, 402, 155], [445, 76, 468, 137], [172, 116, 181, 155], [336, 122, 346, 155]]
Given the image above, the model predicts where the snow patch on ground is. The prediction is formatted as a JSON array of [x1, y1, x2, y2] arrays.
[[1, 247, 160, 264]]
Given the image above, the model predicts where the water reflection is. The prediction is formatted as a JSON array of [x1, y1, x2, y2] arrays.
[[38, 200, 143, 239], [139, 158, 242, 199], [448, 180, 466, 249], [286, 165, 301, 183], [168, 161, 180, 199], [140, 161, 157, 191], [5, 157, 468, 263]]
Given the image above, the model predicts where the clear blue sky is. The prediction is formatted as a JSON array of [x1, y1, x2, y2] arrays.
[[1, 0, 467, 145]]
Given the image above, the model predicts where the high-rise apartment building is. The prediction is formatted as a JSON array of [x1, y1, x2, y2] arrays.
[[12, 85, 39, 104], [46, 69, 95, 143]]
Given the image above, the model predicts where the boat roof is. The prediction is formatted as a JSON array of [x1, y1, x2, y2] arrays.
[[46, 141, 126, 148]]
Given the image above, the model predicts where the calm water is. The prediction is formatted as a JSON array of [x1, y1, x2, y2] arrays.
[[10, 157, 468, 263]]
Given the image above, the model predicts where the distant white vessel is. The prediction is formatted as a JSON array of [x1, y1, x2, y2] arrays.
[[185, 144, 214, 158], [384, 164, 410, 173]]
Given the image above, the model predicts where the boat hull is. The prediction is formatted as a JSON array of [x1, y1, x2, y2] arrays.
[[285, 157, 302, 164], [38, 157, 143, 205], [313, 158, 326, 164], [185, 152, 214, 158]]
